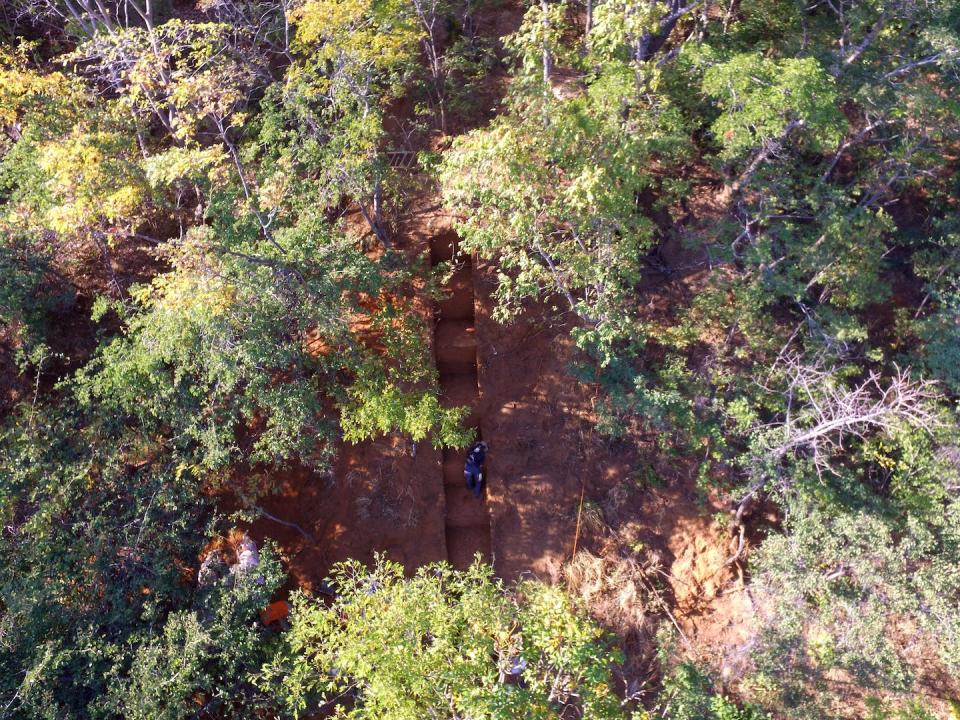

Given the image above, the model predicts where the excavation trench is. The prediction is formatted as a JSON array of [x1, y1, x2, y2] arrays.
[[431, 233, 493, 569]]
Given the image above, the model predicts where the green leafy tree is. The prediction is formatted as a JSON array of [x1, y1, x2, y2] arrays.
[[0, 225, 72, 360], [75, 220, 464, 471], [649, 661, 770, 720], [283, 0, 421, 245], [746, 495, 960, 717], [701, 52, 845, 194], [65, 19, 269, 144], [266, 556, 628, 719], [408, 0, 493, 134], [684, 0, 960, 347], [439, 56, 688, 359], [439, 11, 697, 438], [0, 46, 148, 250], [0, 403, 285, 719]]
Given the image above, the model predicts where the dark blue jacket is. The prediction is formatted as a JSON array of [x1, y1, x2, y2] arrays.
[[464, 443, 486, 497], [466, 443, 486, 468]]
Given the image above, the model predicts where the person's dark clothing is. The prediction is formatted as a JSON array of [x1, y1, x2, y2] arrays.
[[464, 442, 487, 498]]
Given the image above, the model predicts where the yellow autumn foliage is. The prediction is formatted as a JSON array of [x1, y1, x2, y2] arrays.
[[0, 46, 84, 130], [36, 127, 148, 238], [291, 0, 421, 70]]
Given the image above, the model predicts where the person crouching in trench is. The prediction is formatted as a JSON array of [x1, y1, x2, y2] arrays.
[[464, 441, 488, 498]]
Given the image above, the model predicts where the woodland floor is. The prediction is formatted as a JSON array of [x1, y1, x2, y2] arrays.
[[204, 0, 756, 688], [220, 0, 768, 684], [235, 185, 758, 680]]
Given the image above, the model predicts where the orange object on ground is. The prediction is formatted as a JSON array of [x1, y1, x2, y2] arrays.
[[260, 600, 290, 626]]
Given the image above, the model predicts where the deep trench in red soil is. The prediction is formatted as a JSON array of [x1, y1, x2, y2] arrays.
[[432, 233, 493, 568]]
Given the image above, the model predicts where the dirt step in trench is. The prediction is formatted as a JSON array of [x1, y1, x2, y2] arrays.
[[431, 234, 492, 570]]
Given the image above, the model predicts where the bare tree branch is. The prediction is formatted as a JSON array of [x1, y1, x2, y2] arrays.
[[769, 359, 939, 460], [731, 358, 942, 522]]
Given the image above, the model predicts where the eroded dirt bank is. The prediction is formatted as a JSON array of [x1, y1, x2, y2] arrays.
[[233, 0, 750, 682], [432, 231, 493, 568], [236, 199, 747, 681]]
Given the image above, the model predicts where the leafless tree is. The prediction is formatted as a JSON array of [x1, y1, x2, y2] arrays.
[[11, 0, 168, 38], [765, 358, 939, 465], [728, 356, 942, 543], [198, 0, 296, 61], [410, 0, 450, 133]]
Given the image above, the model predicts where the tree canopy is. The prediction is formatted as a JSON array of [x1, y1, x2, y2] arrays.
[[2, 0, 960, 717]]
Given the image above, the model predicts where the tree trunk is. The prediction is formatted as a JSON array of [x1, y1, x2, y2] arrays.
[[726, 118, 804, 197], [541, 0, 553, 83], [358, 190, 391, 250], [636, 0, 700, 62]]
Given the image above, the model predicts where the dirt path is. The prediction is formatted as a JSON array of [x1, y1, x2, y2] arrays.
[[431, 231, 493, 569]]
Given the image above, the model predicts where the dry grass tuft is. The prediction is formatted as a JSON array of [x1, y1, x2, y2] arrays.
[[564, 550, 657, 644]]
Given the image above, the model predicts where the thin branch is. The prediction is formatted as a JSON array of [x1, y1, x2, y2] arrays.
[[256, 506, 315, 541]]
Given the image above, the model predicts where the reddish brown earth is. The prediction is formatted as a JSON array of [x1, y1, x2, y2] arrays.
[[432, 231, 493, 569], [236, 196, 748, 679], [229, 0, 751, 687]]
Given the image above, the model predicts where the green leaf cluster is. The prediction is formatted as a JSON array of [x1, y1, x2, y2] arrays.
[[267, 556, 629, 719]]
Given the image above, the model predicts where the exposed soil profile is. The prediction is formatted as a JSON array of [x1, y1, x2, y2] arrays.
[[238, 204, 498, 582], [431, 231, 493, 569], [235, 199, 749, 675], [229, 0, 753, 684]]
